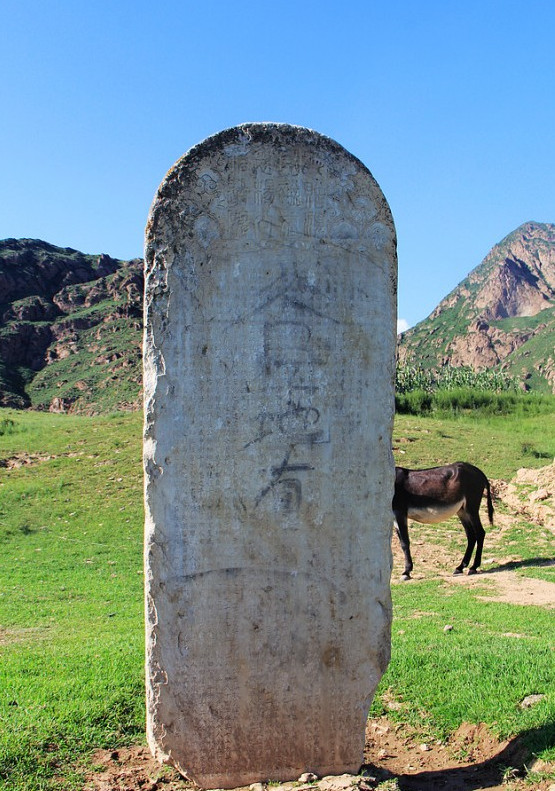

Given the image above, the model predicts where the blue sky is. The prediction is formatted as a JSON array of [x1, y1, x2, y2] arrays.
[[2, 0, 554, 330]]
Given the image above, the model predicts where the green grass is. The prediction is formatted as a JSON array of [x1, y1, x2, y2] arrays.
[[370, 582, 554, 748], [0, 407, 554, 788], [0, 410, 144, 790], [393, 408, 555, 479], [491, 305, 555, 334]]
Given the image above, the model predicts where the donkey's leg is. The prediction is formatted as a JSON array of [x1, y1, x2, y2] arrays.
[[394, 512, 413, 581], [454, 512, 476, 575], [468, 513, 486, 574]]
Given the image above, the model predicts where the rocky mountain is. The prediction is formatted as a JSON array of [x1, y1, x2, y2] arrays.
[[397, 221, 555, 393], [2, 224, 554, 413], [0, 239, 143, 412]]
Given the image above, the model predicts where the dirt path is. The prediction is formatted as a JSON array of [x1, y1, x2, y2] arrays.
[[391, 531, 555, 607]]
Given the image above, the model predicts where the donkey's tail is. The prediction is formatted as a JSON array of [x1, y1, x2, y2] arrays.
[[485, 477, 494, 525]]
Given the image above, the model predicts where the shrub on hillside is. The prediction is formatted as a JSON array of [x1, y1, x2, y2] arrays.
[[395, 385, 554, 416], [395, 364, 520, 395]]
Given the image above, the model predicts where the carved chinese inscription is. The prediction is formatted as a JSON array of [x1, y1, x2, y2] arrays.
[[144, 123, 397, 789], [243, 270, 336, 518]]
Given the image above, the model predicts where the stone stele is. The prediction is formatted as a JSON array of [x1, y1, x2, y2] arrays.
[[144, 123, 397, 789]]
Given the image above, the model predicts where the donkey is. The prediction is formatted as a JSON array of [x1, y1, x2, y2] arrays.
[[393, 462, 494, 580]]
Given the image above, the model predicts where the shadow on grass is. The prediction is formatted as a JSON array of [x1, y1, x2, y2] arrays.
[[363, 722, 554, 790], [482, 557, 555, 574]]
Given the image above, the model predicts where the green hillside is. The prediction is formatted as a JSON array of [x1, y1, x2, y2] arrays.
[[0, 239, 143, 412]]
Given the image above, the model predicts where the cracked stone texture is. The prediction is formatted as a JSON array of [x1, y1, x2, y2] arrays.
[[143, 123, 397, 788]]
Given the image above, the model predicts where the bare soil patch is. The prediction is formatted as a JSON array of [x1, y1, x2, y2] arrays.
[[0, 450, 84, 469], [83, 717, 553, 791], [391, 514, 555, 606], [0, 625, 49, 645], [474, 568, 555, 607], [0, 452, 57, 468], [363, 716, 550, 790], [494, 459, 555, 533]]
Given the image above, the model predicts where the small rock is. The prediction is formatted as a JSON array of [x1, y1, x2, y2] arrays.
[[530, 758, 549, 773], [520, 693, 545, 708], [298, 774, 318, 783], [530, 488, 549, 502], [319, 775, 358, 790], [249, 784, 265, 791], [419, 743, 431, 752], [443, 624, 453, 632]]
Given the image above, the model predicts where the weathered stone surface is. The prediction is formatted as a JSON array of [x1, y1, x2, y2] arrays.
[[144, 123, 397, 788]]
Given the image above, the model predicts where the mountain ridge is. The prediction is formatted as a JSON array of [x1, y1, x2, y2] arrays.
[[1, 222, 554, 412], [397, 221, 555, 393]]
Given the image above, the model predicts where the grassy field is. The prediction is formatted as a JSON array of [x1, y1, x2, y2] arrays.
[[0, 406, 554, 789]]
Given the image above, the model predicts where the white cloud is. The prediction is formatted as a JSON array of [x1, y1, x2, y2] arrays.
[[397, 318, 410, 335]]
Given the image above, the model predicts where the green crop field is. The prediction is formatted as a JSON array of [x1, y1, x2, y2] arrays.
[[0, 405, 554, 790]]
